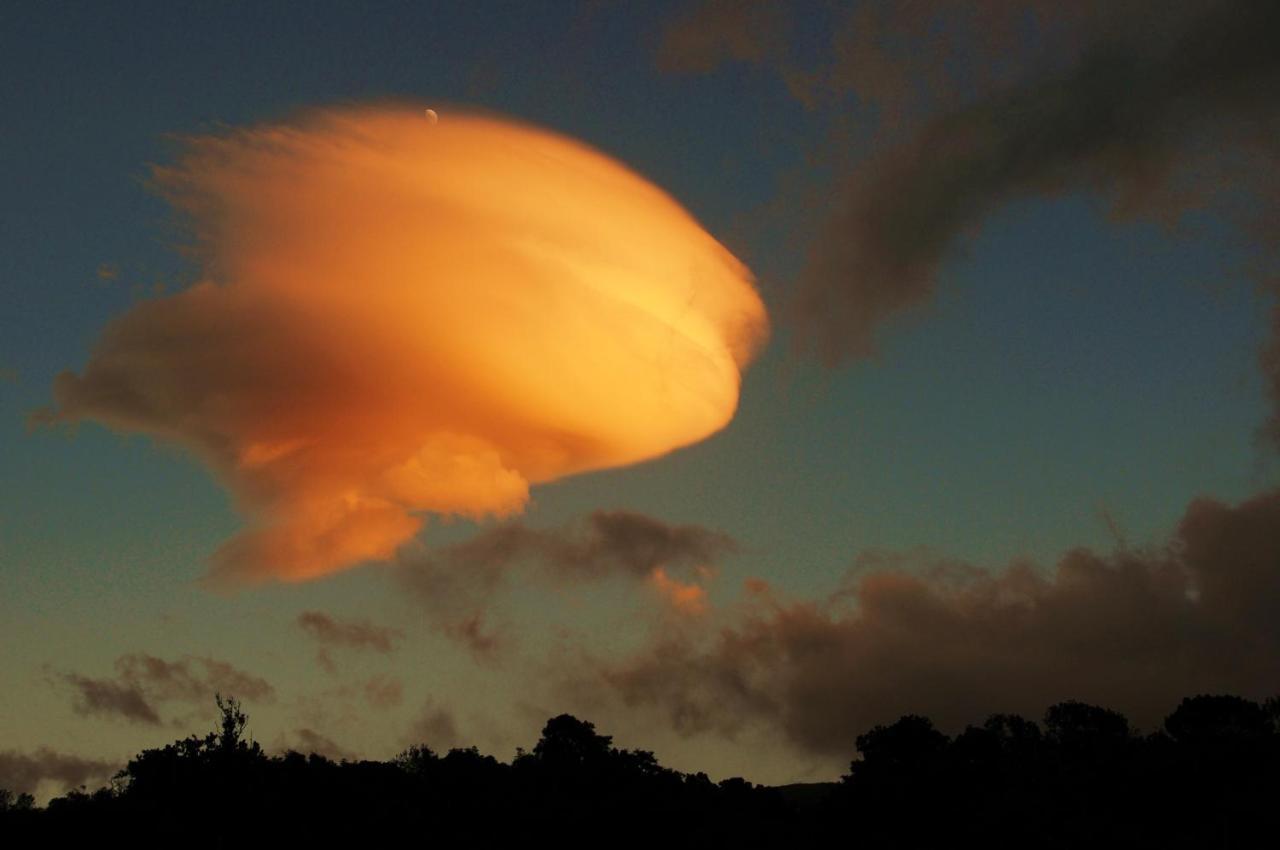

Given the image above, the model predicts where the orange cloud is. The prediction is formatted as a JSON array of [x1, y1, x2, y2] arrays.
[[650, 566, 710, 616], [51, 106, 768, 584]]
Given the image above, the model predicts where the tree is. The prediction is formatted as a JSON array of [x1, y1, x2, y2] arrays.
[[0, 789, 35, 812], [850, 715, 949, 776], [1043, 700, 1131, 747], [214, 693, 259, 756], [392, 744, 439, 776], [531, 714, 614, 769], [1164, 695, 1273, 742]]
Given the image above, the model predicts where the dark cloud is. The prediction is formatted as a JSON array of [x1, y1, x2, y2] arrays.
[[571, 489, 1280, 757], [404, 700, 462, 753], [297, 611, 403, 653], [60, 654, 274, 724], [795, 0, 1280, 364], [660, 2, 1280, 368], [657, 0, 789, 75], [396, 510, 734, 656], [62, 673, 160, 725], [276, 728, 356, 762], [422, 510, 735, 581], [0, 749, 119, 796], [660, 1, 1107, 123]]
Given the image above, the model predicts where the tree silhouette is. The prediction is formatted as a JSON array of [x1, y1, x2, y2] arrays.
[[530, 713, 614, 768], [1165, 694, 1273, 742], [8, 691, 1280, 847], [214, 693, 251, 753]]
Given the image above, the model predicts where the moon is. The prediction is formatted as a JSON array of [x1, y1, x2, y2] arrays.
[[424, 109, 438, 125]]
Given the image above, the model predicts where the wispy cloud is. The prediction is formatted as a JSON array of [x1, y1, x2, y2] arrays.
[[396, 510, 734, 656], [0, 749, 119, 796], [58, 654, 274, 725], [297, 611, 403, 653]]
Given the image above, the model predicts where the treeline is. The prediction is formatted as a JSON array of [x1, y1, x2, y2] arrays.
[[3, 693, 1279, 847]]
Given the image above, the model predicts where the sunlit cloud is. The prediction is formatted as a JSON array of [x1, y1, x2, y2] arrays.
[[649, 565, 711, 615], [50, 106, 768, 584]]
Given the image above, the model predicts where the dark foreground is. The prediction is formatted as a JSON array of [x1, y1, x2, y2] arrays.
[[3, 693, 1278, 848]]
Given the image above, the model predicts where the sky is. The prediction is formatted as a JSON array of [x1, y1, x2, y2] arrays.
[[3, 0, 1279, 799]]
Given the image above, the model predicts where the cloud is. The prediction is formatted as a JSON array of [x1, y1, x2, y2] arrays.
[[48, 105, 769, 585], [363, 674, 404, 710], [297, 611, 403, 653], [61, 673, 160, 724], [396, 510, 734, 654], [657, 0, 789, 75], [649, 566, 711, 616], [659, 2, 1279, 367], [404, 700, 462, 752], [276, 728, 356, 762], [60, 654, 274, 724], [0, 749, 119, 796], [571, 488, 1280, 757], [796, 0, 1280, 363]]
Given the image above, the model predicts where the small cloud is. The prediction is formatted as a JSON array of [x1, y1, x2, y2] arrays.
[[276, 728, 356, 762], [404, 700, 461, 753], [296, 611, 403, 653], [62, 673, 160, 725], [650, 566, 711, 616], [0, 748, 119, 796], [57, 653, 274, 725]]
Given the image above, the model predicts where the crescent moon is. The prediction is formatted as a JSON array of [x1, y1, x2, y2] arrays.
[[424, 109, 439, 125]]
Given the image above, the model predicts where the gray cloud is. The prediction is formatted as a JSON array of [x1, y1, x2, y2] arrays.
[[60, 654, 274, 725], [794, 0, 1280, 364], [571, 488, 1280, 757], [660, 2, 1280, 371], [276, 728, 356, 762], [396, 510, 734, 656], [61, 673, 160, 725], [404, 700, 462, 753], [0, 749, 119, 796], [297, 611, 403, 653]]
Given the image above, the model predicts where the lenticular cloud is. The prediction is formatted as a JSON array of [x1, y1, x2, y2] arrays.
[[52, 106, 769, 584]]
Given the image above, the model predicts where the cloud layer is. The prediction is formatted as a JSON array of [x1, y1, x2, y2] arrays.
[[51, 106, 768, 583], [574, 489, 1280, 757]]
